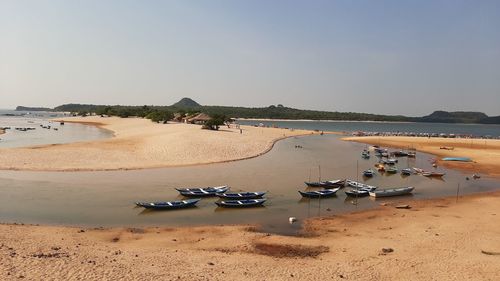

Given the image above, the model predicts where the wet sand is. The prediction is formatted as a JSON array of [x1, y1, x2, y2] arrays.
[[1, 191, 499, 280], [343, 136, 500, 177], [0, 116, 314, 171]]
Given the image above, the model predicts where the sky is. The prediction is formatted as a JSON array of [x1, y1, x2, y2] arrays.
[[1, 0, 499, 116]]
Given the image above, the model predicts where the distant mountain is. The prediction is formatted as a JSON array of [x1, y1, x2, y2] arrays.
[[172, 98, 201, 108], [413, 111, 489, 123], [15, 106, 52, 111]]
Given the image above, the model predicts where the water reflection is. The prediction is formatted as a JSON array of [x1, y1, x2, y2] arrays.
[[0, 134, 498, 236]]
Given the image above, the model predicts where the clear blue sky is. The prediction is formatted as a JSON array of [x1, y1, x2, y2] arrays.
[[1, 0, 499, 116]]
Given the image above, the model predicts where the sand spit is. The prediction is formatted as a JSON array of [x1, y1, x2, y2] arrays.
[[343, 136, 500, 177], [1, 192, 499, 280], [0, 116, 315, 171]]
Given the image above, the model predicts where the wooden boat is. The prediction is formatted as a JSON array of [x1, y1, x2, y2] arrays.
[[363, 169, 375, 177], [135, 199, 200, 210], [179, 187, 229, 197], [361, 153, 370, 159], [344, 189, 370, 197], [422, 172, 445, 177], [215, 199, 266, 208], [369, 186, 414, 198], [413, 167, 424, 174], [401, 168, 412, 175], [217, 191, 266, 199], [392, 151, 408, 157], [175, 186, 229, 193], [304, 179, 345, 188], [386, 167, 398, 174], [298, 188, 340, 198], [345, 180, 377, 191]]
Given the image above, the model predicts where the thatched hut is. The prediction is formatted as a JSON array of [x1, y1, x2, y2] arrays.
[[187, 113, 212, 125]]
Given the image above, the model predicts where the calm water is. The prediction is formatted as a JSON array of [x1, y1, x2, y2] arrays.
[[0, 110, 112, 148], [0, 134, 498, 235], [237, 120, 500, 137]]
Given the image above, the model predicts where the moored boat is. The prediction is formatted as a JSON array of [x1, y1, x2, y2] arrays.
[[215, 199, 266, 208], [345, 180, 377, 191], [363, 169, 375, 177], [304, 179, 345, 188], [298, 188, 340, 198], [344, 189, 370, 197], [217, 191, 266, 199], [369, 186, 414, 198], [422, 172, 446, 177], [179, 187, 229, 197], [401, 168, 412, 175], [175, 185, 229, 193], [135, 199, 201, 210], [386, 167, 398, 174]]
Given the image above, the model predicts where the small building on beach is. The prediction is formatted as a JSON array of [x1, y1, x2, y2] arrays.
[[187, 113, 212, 125]]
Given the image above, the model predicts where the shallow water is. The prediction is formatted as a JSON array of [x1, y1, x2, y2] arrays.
[[0, 134, 498, 235], [0, 111, 112, 148]]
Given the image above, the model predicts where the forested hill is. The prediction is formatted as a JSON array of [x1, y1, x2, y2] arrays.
[[30, 100, 500, 124], [15, 106, 52, 111]]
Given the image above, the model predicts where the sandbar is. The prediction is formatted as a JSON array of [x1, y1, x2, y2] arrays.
[[343, 136, 500, 177], [0, 116, 315, 171], [1, 191, 499, 280]]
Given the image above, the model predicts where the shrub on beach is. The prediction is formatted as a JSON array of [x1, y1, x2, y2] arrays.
[[146, 110, 173, 124]]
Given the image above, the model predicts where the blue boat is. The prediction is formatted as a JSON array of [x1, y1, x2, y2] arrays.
[[215, 199, 266, 208], [363, 169, 375, 177], [135, 199, 201, 210], [442, 157, 472, 162], [217, 191, 266, 199], [179, 187, 229, 197], [175, 185, 229, 193], [298, 188, 340, 198]]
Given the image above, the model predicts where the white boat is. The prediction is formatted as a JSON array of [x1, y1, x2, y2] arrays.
[[369, 186, 414, 198], [346, 180, 377, 191]]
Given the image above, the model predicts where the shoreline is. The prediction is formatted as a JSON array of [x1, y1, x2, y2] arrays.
[[1, 190, 499, 280], [343, 136, 500, 177], [0, 116, 318, 172]]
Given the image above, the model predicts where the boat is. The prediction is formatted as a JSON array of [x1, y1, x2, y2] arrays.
[[361, 152, 370, 159], [217, 191, 266, 199], [413, 167, 424, 174], [179, 187, 229, 197], [298, 188, 340, 198], [345, 180, 377, 191], [386, 158, 398, 165], [401, 168, 412, 175], [215, 199, 266, 208], [369, 186, 414, 198], [386, 167, 398, 174], [422, 172, 445, 177], [363, 169, 375, 177], [442, 157, 472, 162], [392, 151, 408, 157], [344, 189, 370, 197], [135, 199, 201, 210], [175, 186, 229, 193], [304, 179, 345, 188]]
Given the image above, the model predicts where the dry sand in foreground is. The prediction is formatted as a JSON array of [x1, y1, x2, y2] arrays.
[[343, 136, 500, 177], [1, 192, 499, 280], [0, 116, 314, 171]]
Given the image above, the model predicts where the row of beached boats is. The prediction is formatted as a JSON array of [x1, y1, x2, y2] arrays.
[[135, 186, 267, 210], [302, 179, 414, 198]]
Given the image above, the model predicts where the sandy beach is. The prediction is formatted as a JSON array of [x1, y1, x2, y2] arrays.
[[1, 191, 499, 280], [0, 116, 314, 171], [343, 136, 500, 177]]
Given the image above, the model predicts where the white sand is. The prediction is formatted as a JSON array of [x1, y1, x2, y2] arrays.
[[0, 116, 314, 171]]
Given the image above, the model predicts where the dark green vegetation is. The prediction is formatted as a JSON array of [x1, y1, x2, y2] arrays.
[[16, 98, 500, 124], [15, 106, 52, 111]]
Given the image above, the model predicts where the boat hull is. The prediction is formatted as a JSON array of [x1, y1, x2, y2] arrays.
[[369, 187, 414, 198], [215, 199, 266, 208]]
